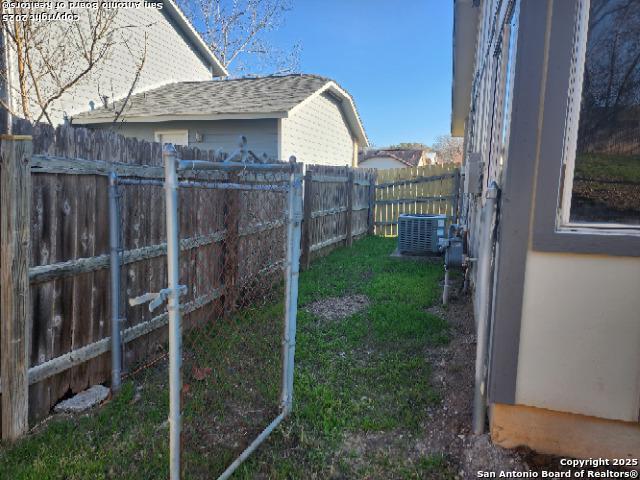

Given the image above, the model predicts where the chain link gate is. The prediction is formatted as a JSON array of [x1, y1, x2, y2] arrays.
[[125, 144, 302, 479]]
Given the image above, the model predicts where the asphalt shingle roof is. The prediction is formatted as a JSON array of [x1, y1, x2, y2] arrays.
[[74, 74, 331, 120]]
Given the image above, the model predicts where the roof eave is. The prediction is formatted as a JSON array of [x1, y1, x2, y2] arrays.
[[72, 111, 288, 125], [325, 82, 369, 146], [451, 0, 480, 137], [163, 0, 228, 78]]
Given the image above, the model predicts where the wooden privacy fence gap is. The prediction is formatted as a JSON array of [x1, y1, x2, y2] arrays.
[[1, 135, 32, 440]]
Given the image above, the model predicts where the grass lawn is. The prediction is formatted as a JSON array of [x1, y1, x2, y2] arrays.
[[0, 236, 453, 479], [574, 153, 640, 183]]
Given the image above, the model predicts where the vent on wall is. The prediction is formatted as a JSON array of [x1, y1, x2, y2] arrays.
[[397, 214, 447, 255]]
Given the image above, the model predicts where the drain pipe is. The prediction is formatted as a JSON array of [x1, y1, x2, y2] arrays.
[[472, 181, 499, 435]]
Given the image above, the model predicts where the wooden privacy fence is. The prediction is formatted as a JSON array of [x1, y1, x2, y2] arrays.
[[300, 165, 376, 269], [0, 122, 378, 438], [374, 164, 461, 236]]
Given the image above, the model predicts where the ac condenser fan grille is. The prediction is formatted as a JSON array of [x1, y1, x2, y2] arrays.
[[397, 214, 446, 255]]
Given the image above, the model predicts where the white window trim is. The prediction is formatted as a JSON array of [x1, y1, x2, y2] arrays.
[[557, 0, 640, 233], [154, 129, 189, 146], [558, 0, 589, 227]]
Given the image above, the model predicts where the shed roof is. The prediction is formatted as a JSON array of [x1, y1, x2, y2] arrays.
[[72, 74, 368, 145]]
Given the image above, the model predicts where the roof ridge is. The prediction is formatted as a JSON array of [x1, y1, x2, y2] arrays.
[[184, 73, 331, 83]]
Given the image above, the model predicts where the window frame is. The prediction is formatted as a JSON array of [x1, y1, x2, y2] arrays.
[[530, 0, 640, 256]]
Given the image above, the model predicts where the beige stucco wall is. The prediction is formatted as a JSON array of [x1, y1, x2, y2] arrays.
[[89, 119, 279, 159], [9, 6, 212, 124], [280, 92, 355, 166], [358, 156, 408, 169], [515, 250, 640, 422]]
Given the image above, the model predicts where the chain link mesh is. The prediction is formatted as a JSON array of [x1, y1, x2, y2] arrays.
[[112, 164, 292, 478]]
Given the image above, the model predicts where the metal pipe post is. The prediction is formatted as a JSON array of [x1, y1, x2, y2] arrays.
[[164, 144, 183, 480], [282, 166, 303, 415], [472, 181, 499, 435], [442, 268, 450, 307], [108, 172, 122, 392]]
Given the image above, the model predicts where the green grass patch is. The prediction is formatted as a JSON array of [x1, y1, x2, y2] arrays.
[[0, 236, 449, 479], [575, 153, 640, 183]]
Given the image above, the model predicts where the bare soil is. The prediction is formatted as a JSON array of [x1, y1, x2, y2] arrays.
[[306, 294, 370, 322]]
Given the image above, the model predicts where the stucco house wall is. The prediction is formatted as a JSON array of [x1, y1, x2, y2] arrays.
[[516, 252, 640, 423], [281, 92, 356, 166]]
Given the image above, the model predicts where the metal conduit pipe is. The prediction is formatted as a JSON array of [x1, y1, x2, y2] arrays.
[[108, 172, 122, 393], [472, 181, 499, 435], [164, 145, 183, 480]]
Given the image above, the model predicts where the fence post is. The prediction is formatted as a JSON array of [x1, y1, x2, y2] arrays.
[[282, 161, 303, 414], [223, 173, 240, 314], [346, 169, 354, 247], [367, 172, 376, 235], [300, 168, 313, 270], [451, 168, 461, 224], [163, 144, 183, 480], [1, 134, 32, 441]]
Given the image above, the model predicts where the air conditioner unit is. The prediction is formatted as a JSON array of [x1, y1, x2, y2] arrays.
[[397, 214, 447, 255]]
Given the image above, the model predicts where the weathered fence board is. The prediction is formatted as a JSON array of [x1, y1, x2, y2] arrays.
[[1, 122, 378, 429], [1, 136, 32, 440], [374, 165, 460, 236], [299, 165, 377, 265]]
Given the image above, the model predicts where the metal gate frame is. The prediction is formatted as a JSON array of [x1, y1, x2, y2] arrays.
[[130, 144, 303, 479]]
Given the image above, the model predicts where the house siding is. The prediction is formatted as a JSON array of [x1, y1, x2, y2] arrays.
[[93, 119, 279, 159], [358, 157, 409, 169], [9, 6, 212, 124], [281, 91, 355, 166]]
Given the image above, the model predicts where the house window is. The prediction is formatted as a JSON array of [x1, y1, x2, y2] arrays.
[[155, 130, 189, 146], [560, 0, 640, 227]]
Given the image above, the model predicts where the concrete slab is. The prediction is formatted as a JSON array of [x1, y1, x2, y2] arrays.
[[54, 385, 110, 414]]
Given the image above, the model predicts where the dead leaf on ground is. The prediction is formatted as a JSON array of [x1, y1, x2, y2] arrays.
[[192, 366, 212, 381]]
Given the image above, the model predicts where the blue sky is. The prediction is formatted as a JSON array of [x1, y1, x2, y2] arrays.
[[271, 0, 454, 147]]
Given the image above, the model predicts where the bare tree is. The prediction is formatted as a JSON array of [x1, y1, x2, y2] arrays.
[[578, 0, 640, 149], [387, 142, 431, 150], [432, 134, 463, 164], [178, 0, 300, 76], [0, 5, 147, 126]]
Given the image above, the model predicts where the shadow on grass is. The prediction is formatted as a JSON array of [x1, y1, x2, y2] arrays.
[[0, 236, 454, 479]]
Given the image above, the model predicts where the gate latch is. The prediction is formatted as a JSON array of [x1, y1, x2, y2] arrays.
[[129, 286, 187, 312]]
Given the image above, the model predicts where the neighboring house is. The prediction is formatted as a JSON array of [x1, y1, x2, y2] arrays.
[[434, 151, 463, 166], [73, 74, 368, 165], [2, 0, 227, 125], [453, 0, 639, 461], [357, 148, 434, 169]]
